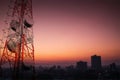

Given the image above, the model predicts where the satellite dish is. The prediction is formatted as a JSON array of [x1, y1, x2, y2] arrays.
[[27, 37, 33, 43], [17, 0, 28, 5], [24, 20, 33, 28], [10, 20, 20, 32], [7, 39, 18, 53]]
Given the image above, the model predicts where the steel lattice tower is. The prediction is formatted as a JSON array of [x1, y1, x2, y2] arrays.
[[0, 0, 35, 80]]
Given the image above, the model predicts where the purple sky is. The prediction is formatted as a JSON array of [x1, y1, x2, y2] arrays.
[[0, 0, 120, 66]]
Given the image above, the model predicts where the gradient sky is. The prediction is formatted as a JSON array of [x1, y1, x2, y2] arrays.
[[0, 0, 120, 66]]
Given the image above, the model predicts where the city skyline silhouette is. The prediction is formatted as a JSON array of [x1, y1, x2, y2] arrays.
[[0, 0, 120, 80], [0, 0, 120, 66]]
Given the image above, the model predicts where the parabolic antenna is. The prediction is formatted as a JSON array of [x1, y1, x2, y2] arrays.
[[24, 20, 33, 28], [7, 33, 20, 53], [7, 39, 18, 53], [10, 20, 20, 32], [17, 0, 28, 6], [24, 19, 33, 28], [27, 37, 33, 43]]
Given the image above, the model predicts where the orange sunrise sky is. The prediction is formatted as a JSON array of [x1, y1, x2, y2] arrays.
[[0, 0, 120, 66]]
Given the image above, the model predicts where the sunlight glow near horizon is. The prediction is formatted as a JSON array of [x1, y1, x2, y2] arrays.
[[0, 0, 120, 65], [33, 1, 120, 65]]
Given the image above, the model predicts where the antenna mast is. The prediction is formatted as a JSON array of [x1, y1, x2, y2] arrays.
[[0, 0, 35, 80]]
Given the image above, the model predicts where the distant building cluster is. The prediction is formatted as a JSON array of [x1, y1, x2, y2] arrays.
[[35, 54, 120, 80], [76, 55, 102, 71], [76, 61, 87, 71], [1, 55, 120, 80]]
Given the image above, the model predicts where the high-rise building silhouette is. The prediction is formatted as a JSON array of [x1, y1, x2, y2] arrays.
[[91, 55, 102, 70], [110, 63, 117, 71], [76, 61, 87, 71]]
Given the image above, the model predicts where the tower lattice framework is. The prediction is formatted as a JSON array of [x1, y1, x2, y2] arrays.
[[0, 0, 35, 79]]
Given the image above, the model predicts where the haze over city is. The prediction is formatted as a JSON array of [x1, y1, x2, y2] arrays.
[[0, 0, 120, 66]]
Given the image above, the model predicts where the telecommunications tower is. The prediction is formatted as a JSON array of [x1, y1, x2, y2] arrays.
[[0, 0, 35, 80]]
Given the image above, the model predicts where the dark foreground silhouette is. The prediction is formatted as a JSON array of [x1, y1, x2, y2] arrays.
[[0, 64, 120, 80]]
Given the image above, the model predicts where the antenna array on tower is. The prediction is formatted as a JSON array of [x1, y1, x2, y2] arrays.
[[0, 0, 35, 80]]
